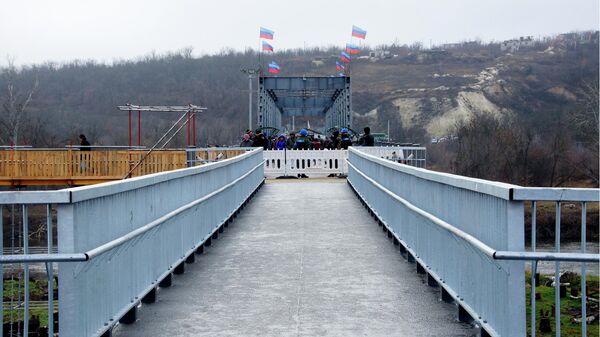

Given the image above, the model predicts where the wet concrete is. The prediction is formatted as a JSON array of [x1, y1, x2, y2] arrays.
[[113, 179, 475, 337]]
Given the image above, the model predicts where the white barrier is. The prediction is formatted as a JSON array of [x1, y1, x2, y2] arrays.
[[264, 149, 347, 177], [263, 146, 426, 177]]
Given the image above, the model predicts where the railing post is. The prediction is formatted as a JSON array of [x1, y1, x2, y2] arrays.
[[57, 203, 77, 337], [505, 199, 526, 336], [47, 204, 54, 337], [23, 205, 29, 337]]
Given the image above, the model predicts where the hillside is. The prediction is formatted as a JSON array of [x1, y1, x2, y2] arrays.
[[1, 32, 598, 186]]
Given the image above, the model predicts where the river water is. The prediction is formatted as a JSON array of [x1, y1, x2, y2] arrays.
[[524, 242, 599, 276]]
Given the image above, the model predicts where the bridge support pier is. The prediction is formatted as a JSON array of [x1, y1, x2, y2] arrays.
[[387, 230, 393, 239], [416, 263, 426, 275], [195, 245, 204, 254], [205, 237, 212, 246], [407, 253, 415, 263], [119, 305, 137, 324], [393, 237, 399, 246], [212, 231, 219, 240], [174, 262, 185, 275], [399, 244, 407, 255], [219, 225, 224, 233], [101, 328, 113, 337], [142, 288, 157, 304]]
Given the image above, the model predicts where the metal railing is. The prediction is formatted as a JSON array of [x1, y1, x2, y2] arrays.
[[185, 147, 252, 167], [0, 148, 265, 337], [347, 147, 599, 337]]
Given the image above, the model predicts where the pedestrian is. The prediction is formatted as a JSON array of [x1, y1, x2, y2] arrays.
[[330, 130, 340, 149], [252, 130, 268, 149], [240, 134, 253, 147], [287, 133, 297, 149], [358, 126, 375, 146], [79, 134, 91, 151], [275, 134, 287, 150], [338, 128, 352, 149], [295, 129, 310, 150]]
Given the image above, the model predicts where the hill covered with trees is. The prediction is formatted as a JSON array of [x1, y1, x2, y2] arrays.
[[1, 31, 598, 186]]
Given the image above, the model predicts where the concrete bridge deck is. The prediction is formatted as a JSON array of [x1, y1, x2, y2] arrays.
[[113, 179, 475, 337]]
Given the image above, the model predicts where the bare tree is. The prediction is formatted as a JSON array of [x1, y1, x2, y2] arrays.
[[0, 57, 39, 145], [570, 80, 599, 184]]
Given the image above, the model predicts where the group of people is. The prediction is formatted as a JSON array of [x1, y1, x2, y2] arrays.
[[240, 126, 374, 150]]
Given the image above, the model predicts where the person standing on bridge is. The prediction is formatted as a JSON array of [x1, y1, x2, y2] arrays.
[[275, 134, 287, 150], [294, 129, 310, 150], [358, 127, 375, 146], [79, 134, 91, 151], [338, 128, 352, 149], [286, 132, 296, 149], [240, 134, 252, 147], [252, 130, 268, 149]]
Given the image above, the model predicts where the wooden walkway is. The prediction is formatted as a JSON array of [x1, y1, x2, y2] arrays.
[[0, 149, 246, 186]]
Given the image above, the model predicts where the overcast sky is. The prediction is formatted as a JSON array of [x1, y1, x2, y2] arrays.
[[1, 0, 598, 66]]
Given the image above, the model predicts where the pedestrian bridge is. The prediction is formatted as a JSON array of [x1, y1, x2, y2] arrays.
[[0, 148, 597, 337]]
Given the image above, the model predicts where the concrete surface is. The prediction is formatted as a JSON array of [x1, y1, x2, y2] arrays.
[[112, 179, 476, 337]]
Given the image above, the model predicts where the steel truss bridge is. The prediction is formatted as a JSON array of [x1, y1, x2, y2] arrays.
[[258, 76, 352, 131]]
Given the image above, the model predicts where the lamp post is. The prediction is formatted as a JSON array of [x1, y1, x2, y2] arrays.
[[241, 68, 260, 131]]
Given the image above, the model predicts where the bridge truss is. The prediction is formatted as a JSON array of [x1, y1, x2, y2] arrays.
[[257, 76, 352, 133]]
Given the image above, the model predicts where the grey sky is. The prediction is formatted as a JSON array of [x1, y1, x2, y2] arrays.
[[1, 0, 598, 66]]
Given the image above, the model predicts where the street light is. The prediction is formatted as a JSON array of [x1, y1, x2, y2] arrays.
[[241, 67, 260, 131]]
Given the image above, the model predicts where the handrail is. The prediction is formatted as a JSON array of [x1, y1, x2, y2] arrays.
[[0, 160, 265, 264], [347, 160, 600, 263]]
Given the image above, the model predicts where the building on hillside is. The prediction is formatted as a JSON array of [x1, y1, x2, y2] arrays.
[[500, 36, 534, 53], [369, 50, 391, 60]]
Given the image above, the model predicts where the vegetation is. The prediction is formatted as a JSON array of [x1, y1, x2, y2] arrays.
[[526, 272, 600, 336], [0, 31, 598, 188]]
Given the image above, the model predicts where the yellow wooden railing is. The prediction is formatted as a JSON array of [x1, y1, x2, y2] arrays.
[[0, 148, 248, 186]]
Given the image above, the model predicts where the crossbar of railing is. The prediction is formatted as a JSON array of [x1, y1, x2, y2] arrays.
[[348, 160, 600, 265]]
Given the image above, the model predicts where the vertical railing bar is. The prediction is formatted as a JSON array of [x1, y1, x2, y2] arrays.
[[554, 201, 560, 337], [580, 201, 586, 337], [531, 200, 536, 337], [23, 204, 29, 337], [9, 204, 14, 337], [0, 205, 3, 337], [47, 204, 54, 337]]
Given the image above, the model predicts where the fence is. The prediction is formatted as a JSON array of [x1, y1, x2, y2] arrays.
[[263, 146, 426, 178], [185, 147, 252, 167], [347, 147, 599, 337], [0, 149, 187, 186], [0, 148, 265, 337]]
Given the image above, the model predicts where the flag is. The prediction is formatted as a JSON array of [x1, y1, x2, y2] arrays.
[[268, 61, 280, 74], [260, 27, 274, 40], [262, 41, 274, 52], [346, 43, 361, 54], [340, 51, 351, 63], [335, 61, 345, 70], [352, 25, 367, 39]]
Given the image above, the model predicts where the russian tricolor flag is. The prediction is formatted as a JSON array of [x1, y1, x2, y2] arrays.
[[262, 41, 274, 52], [340, 51, 351, 63], [268, 61, 280, 74], [336, 61, 344, 71], [352, 25, 367, 39], [346, 43, 361, 54], [260, 27, 274, 40]]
